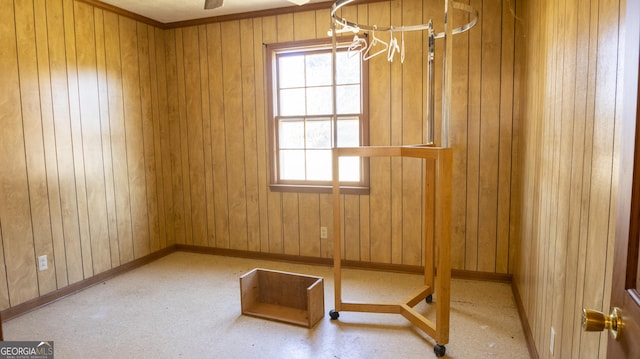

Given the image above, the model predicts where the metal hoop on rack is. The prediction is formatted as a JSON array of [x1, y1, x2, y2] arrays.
[[330, 0, 478, 147], [330, 0, 479, 39]]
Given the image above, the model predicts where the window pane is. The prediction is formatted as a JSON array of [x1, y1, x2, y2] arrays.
[[278, 55, 305, 88], [306, 119, 332, 148], [280, 150, 305, 180], [336, 51, 361, 85], [280, 88, 306, 116], [306, 86, 332, 115], [270, 42, 366, 188], [336, 85, 360, 114], [339, 156, 360, 181], [279, 120, 304, 148], [305, 53, 331, 86], [337, 118, 360, 147], [306, 150, 331, 181]]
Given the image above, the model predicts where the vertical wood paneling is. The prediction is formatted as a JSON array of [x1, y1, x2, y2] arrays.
[[120, 16, 151, 258], [320, 194, 333, 258], [198, 24, 215, 248], [540, 2, 561, 350], [94, 8, 121, 269], [137, 23, 161, 253], [182, 25, 207, 247], [282, 193, 300, 255], [205, 22, 230, 249], [513, 0, 623, 357], [63, 0, 93, 279], [368, 2, 392, 264], [240, 18, 261, 252], [343, 195, 359, 260], [47, 0, 84, 284], [450, 0, 470, 270], [165, 28, 187, 246], [390, 0, 403, 265], [299, 194, 321, 258], [339, 6, 361, 262], [0, 0, 170, 309], [496, 1, 515, 274], [148, 25, 167, 251], [465, 0, 482, 271], [104, 10, 134, 265], [570, 0, 599, 352], [477, 0, 501, 272], [401, 0, 424, 266], [293, 11, 316, 41], [262, 16, 284, 254], [175, 28, 194, 246], [221, 21, 249, 251], [582, 0, 619, 355], [559, 0, 589, 353], [253, 17, 270, 253], [75, 1, 111, 275], [156, 26, 173, 247], [15, 0, 57, 295], [0, 0, 39, 306], [35, 0, 69, 287], [357, 4, 370, 263], [553, 0, 578, 355]]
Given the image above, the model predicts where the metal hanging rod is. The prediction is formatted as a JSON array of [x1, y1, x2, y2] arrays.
[[330, 0, 478, 39]]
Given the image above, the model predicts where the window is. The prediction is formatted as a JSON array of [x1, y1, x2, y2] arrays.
[[267, 38, 369, 193]]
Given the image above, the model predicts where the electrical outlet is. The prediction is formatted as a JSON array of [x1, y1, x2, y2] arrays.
[[550, 327, 555, 355], [320, 226, 328, 239], [38, 255, 48, 271]]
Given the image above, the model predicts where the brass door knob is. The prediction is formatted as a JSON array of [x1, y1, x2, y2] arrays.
[[582, 307, 622, 340]]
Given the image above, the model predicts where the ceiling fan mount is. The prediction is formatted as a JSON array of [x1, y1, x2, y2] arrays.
[[205, 0, 311, 10]]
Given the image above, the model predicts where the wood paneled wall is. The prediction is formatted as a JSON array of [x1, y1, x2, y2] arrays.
[[512, 0, 623, 357], [0, 0, 171, 310], [164, 0, 518, 272], [0, 0, 518, 311], [1, 3, 629, 358]]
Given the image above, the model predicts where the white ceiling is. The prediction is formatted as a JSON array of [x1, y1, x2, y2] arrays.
[[100, 0, 327, 24]]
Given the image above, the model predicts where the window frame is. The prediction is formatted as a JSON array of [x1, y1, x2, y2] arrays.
[[266, 37, 370, 194]]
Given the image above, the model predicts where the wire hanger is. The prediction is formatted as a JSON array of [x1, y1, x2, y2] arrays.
[[363, 26, 388, 61], [327, 23, 360, 37], [347, 34, 368, 58], [387, 28, 400, 62]]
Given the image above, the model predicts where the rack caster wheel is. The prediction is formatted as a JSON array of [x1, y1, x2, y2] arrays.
[[434, 344, 446, 357], [329, 309, 340, 320], [425, 294, 433, 304]]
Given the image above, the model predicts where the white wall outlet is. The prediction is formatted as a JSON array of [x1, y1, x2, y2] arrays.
[[38, 255, 48, 271], [550, 327, 555, 355], [320, 226, 328, 239]]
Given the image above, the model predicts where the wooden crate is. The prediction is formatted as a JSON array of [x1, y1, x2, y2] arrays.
[[240, 268, 324, 328]]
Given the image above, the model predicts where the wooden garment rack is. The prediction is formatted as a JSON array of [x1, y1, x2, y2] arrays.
[[330, 145, 452, 357]]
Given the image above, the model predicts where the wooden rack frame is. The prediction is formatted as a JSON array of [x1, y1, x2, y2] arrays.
[[330, 145, 452, 356]]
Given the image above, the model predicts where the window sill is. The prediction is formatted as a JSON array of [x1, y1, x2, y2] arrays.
[[269, 184, 370, 195]]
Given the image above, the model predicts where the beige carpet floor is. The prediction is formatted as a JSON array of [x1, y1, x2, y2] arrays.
[[4, 252, 530, 358]]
